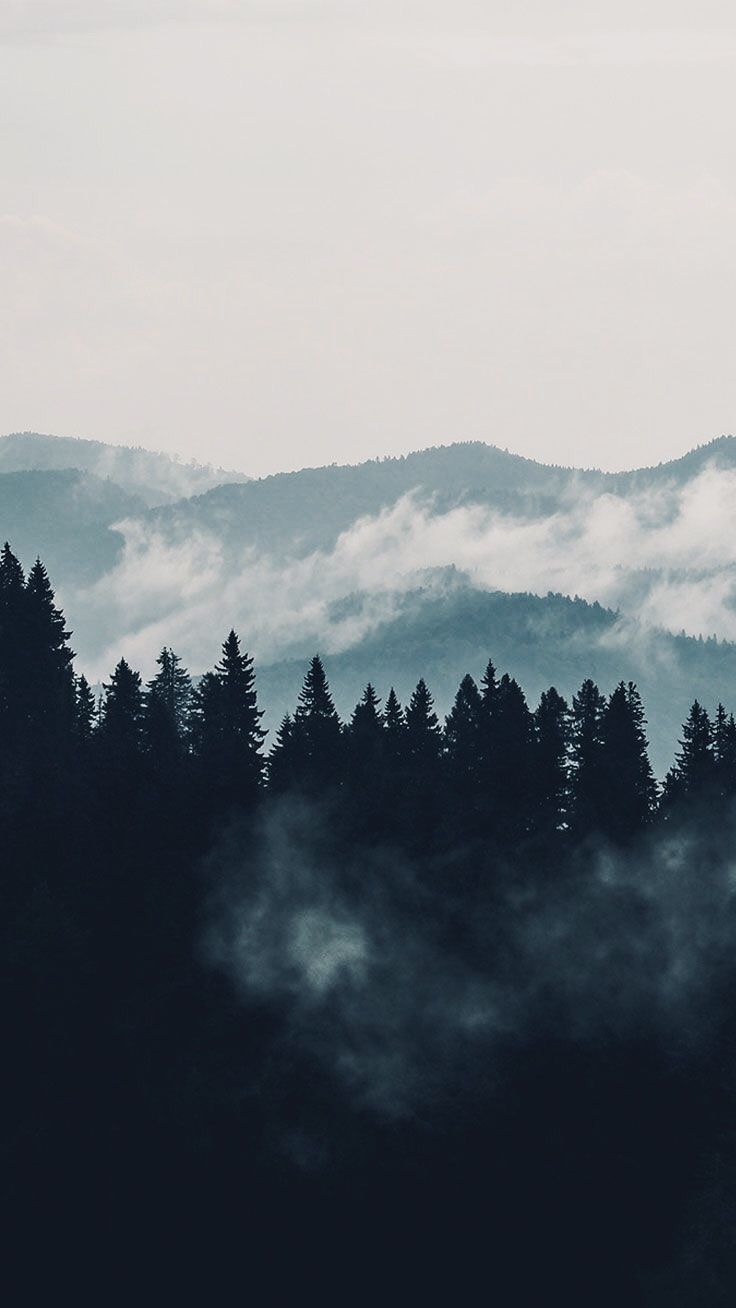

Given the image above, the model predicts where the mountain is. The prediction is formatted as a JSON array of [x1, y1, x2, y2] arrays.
[[0, 469, 144, 586], [146, 434, 736, 560], [255, 582, 736, 777], [3, 431, 736, 770], [0, 431, 249, 507]]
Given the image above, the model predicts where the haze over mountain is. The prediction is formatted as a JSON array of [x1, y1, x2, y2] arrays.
[[256, 580, 735, 777], [144, 433, 736, 560], [3, 429, 736, 776], [0, 432, 249, 508]]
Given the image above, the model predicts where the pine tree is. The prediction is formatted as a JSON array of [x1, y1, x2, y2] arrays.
[[267, 714, 304, 794], [402, 678, 442, 849], [191, 632, 265, 810], [475, 657, 502, 838], [713, 704, 736, 799], [25, 558, 74, 675], [147, 647, 192, 741], [75, 674, 97, 747], [343, 684, 387, 838], [444, 674, 484, 838], [294, 655, 343, 790], [189, 671, 222, 760], [532, 687, 570, 836], [349, 683, 382, 737], [0, 545, 27, 738], [569, 679, 606, 835], [346, 682, 383, 772], [405, 678, 442, 767], [0, 549, 77, 839], [99, 658, 145, 757], [383, 687, 406, 761], [599, 682, 657, 840], [444, 674, 483, 776], [663, 700, 715, 809], [492, 674, 536, 845], [480, 659, 499, 714]]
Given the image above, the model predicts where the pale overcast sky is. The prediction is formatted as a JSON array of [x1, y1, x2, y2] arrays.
[[2, 1, 736, 476]]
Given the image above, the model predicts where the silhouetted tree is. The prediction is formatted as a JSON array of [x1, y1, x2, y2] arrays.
[[599, 682, 657, 841], [75, 674, 97, 747], [0, 545, 26, 712], [294, 655, 343, 792], [343, 684, 387, 838], [383, 687, 406, 763], [444, 674, 484, 838], [492, 674, 536, 845], [662, 701, 714, 811], [405, 678, 442, 768], [403, 678, 443, 850], [98, 658, 145, 758], [713, 703, 736, 800], [147, 647, 192, 741], [569, 679, 606, 836], [532, 687, 570, 837], [190, 632, 265, 813], [346, 683, 383, 772], [267, 713, 303, 794]]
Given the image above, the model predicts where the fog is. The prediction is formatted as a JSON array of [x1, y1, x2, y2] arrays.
[[205, 798, 736, 1117], [69, 460, 736, 678]]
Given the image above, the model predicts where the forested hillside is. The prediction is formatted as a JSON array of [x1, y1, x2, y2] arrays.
[[0, 431, 248, 506], [256, 583, 736, 776], [4, 433, 736, 777], [3, 541, 736, 1299]]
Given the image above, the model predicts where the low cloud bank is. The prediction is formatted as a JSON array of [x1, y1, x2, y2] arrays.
[[69, 461, 736, 680], [205, 800, 736, 1118]]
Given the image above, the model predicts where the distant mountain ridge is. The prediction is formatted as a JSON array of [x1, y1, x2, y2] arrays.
[[145, 434, 736, 560], [3, 429, 736, 770], [254, 580, 736, 777], [0, 468, 145, 586], [0, 431, 249, 507]]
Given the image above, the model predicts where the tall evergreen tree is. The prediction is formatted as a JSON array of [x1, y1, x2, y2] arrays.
[[267, 713, 303, 794], [147, 647, 192, 741], [343, 684, 387, 838], [444, 674, 483, 776], [383, 687, 406, 761], [346, 683, 383, 774], [713, 703, 736, 800], [480, 659, 499, 714], [492, 674, 536, 845], [599, 682, 657, 840], [443, 674, 484, 839], [0, 545, 26, 738], [293, 655, 343, 791], [532, 687, 570, 837], [662, 701, 715, 810], [405, 678, 442, 767], [191, 632, 265, 811], [75, 674, 97, 747], [348, 682, 382, 737], [98, 658, 145, 758], [401, 679, 443, 850], [569, 678, 607, 836]]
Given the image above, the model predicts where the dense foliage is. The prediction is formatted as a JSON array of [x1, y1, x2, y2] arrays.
[[2, 542, 736, 1302]]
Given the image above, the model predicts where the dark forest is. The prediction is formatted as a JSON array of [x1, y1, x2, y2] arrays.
[[3, 541, 736, 1303]]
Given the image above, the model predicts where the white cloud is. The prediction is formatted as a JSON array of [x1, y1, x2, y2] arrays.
[[66, 459, 736, 679]]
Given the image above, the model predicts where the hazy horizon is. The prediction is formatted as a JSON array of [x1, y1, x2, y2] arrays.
[[1, 424, 731, 479], [3, 2, 736, 477]]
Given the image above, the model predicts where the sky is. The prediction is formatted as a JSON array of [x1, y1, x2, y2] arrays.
[[2, 1, 736, 477]]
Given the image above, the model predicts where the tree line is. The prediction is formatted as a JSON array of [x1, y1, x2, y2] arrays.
[[1, 541, 732, 866], [4, 540, 736, 1299]]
